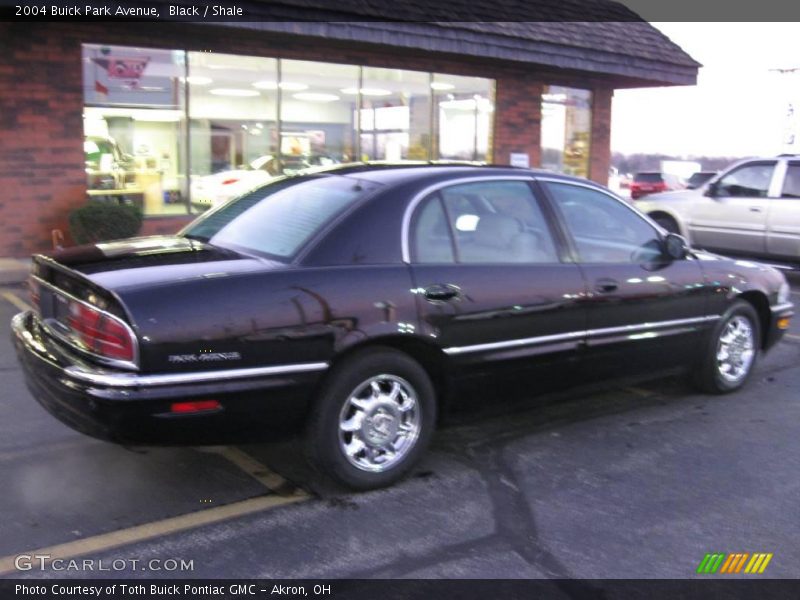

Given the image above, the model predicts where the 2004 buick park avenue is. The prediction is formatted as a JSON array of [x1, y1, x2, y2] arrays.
[[12, 165, 794, 489]]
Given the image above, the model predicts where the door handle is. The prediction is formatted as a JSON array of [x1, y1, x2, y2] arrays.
[[423, 284, 461, 302], [594, 278, 619, 294], [749, 207, 762, 213]]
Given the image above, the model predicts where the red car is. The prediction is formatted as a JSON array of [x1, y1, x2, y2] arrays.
[[630, 172, 683, 199]]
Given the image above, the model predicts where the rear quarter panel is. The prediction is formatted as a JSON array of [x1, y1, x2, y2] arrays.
[[116, 265, 418, 373]]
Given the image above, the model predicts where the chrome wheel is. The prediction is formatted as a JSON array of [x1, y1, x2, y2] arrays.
[[338, 374, 421, 473], [716, 315, 755, 383]]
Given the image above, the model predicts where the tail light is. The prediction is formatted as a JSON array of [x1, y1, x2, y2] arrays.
[[221, 178, 240, 186], [67, 300, 135, 362]]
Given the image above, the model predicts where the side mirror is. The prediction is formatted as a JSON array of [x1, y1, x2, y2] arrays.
[[663, 232, 689, 260], [704, 181, 718, 198]]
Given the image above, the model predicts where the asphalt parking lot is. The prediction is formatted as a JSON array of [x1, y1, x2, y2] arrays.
[[1, 275, 799, 580]]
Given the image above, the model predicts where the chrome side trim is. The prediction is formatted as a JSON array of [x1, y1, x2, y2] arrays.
[[586, 315, 720, 338], [770, 302, 794, 314], [443, 330, 583, 355], [33, 275, 140, 371], [443, 315, 720, 356], [400, 174, 536, 264], [63, 362, 330, 388]]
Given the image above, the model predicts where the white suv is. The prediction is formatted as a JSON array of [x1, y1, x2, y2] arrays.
[[637, 156, 800, 267]]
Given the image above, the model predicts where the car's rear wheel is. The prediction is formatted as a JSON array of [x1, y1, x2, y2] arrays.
[[693, 300, 760, 394], [306, 348, 436, 490]]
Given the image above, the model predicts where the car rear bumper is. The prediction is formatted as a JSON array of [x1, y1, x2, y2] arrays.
[[11, 311, 326, 444]]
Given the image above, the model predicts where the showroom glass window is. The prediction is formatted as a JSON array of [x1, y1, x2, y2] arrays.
[[360, 67, 431, 161], [84, 45, 495, 213], [433, 74, 494, 162], [280, 59, 359, 167], [186, 52, 278, 213], [82, 44, 188, 216], [541, 86, 592, 179]]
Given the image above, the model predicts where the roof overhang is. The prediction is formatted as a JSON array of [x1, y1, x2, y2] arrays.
[[199, 21, 698, 88]]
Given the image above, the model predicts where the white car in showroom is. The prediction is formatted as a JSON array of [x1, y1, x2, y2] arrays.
[[637, 155, 800, 268], [191, 154, 339, 208]]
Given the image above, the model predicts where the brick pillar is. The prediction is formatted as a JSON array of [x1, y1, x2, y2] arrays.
[[0, 24, 85, 257], [493, 76, 542, 168], [589, 87, 613, 186]]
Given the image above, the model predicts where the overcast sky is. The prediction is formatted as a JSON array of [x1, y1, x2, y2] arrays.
[[610, 23, 800, 158]]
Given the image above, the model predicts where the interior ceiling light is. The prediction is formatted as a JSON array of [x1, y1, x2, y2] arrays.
[[184, 76, 212, 85], [430, 82, 456, 91], [340, 87, 392, 96], [293, 92, 340, 102], [252, 81, 309, 91], [209, 88, 260, 97]]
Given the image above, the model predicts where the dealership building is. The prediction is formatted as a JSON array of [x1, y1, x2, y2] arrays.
[[0, 5, 699, 256]]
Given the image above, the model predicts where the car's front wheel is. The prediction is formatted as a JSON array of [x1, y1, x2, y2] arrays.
[[693, 300, 760, 394], [306, 348, 436, 490]]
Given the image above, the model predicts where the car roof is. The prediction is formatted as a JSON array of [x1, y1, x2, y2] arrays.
[[311, 162, 598, 188]]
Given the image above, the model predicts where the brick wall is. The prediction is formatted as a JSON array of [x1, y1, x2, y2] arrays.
[[589, 87, 614, 186], [0, 22, 615, 257]]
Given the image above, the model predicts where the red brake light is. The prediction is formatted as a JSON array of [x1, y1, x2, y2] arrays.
[[221, 178, 239, 186], [67, 300, 135, 362], [170, 400, 221, 414]]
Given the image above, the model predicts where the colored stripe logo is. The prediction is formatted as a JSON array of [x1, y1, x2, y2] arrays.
[[697, 553, 773, 574]]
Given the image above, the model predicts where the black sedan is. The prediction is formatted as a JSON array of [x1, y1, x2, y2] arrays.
[[12, 164, 794, 489]]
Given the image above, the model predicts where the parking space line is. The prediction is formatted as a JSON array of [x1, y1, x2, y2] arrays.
[[785, 333, 800, 341], [206, 446, 308, 497], [0, 290, 31, 312], [0, 494, 306, 576]]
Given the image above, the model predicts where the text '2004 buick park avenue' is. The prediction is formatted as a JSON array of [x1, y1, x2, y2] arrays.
[[12, 165, 795, 489]]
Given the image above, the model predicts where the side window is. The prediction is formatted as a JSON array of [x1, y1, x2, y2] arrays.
[[716, 162, 775, 197], [438, 181, 559, 264], [412, 196, 455, 263], [781, 164, 800, 198], [545, 182, 663, 264]]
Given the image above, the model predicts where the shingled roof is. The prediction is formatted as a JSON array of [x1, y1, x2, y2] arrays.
[[200, 0, 700, 87]]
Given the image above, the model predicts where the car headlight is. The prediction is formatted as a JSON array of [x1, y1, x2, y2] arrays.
[[777, 281, 791, 304]]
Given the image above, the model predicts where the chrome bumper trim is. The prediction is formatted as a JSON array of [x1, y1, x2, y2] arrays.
[[63, 362, 330, 388], [770, 302, 794, 314], [13, 310, 329, 389]]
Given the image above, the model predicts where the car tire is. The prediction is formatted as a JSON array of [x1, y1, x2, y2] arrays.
[[693, 300, 760, 394], [652, 214, 679, 234], [305, 347, 437, 490]]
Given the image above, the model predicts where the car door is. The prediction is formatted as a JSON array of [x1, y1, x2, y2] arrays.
[[539, 179, 711, 378], [408, 177, 588, 391], [766, 160, 800, 261], [689, 161, 776, 255]]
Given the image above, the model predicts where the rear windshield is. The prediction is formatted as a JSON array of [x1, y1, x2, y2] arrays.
[[633, 173, 664, 183], [182, 175, 377, 259]]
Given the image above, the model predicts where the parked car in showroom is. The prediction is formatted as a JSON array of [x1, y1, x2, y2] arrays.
[[629, 171, 684, 199], [636, 156, 800, 267], [13, 164, 793, 489], [191, 154, 340, 209]]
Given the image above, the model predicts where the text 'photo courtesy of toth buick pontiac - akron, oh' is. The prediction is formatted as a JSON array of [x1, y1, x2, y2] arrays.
[[12, 164, 794, 489]]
